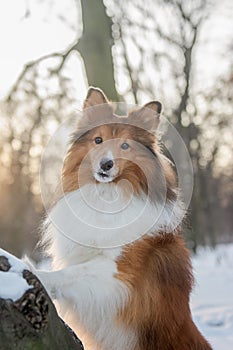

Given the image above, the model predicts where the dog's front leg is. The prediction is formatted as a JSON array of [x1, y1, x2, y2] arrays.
[[35, 269, 63, 299], [35, 257, 128, 311], [35, 258, 134, 350]]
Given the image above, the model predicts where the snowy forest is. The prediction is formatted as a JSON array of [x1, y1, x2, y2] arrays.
[[0, 0, 233, 349]]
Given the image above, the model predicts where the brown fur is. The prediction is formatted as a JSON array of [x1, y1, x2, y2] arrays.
[[116, 234, 212, 350]]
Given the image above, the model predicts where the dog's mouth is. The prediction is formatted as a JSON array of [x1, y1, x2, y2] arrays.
[[93, 169, 115, 183], [98, 171, 109, 179], [94, 170, 114, 183]]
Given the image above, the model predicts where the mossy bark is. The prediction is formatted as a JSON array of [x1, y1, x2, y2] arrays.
[[0, 255, 84, 350]]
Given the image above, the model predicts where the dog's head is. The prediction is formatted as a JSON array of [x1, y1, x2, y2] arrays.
[[62, 87, 176, 202]]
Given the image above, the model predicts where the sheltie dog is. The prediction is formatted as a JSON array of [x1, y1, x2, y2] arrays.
[[36, 87, 212, 349]]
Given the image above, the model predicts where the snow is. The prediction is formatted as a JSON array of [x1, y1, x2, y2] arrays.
[[191, 243, 233, 350], [0, 271, 32, 301], [0, 249, 27, 273], [0, 248, 32, 302]]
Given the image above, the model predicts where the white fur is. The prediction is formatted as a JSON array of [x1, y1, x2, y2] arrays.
[[38, 183, 184, 349], [44, 183, 184, 250], [37, 257, 137, 350]]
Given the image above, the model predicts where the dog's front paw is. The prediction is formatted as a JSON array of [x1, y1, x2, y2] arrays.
[[22, 255, 36, 273], [36, 270, 57, 299]]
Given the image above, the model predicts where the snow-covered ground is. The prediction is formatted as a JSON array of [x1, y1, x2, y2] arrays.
[[191, 244, 233, 350]]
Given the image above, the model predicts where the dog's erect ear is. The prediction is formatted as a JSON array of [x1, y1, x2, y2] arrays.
[[143, 101, 162, 115], [128, 101, 162, 132], [83, 87, 109, 109]]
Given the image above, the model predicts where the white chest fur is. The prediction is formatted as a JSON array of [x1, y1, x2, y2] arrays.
[[44, 183, 184, 258]]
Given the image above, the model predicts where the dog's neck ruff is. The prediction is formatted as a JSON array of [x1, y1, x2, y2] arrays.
[[44, 183, 184, 251]]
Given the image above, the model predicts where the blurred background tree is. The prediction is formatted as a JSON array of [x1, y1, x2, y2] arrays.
[[0, 0, 232, 257]]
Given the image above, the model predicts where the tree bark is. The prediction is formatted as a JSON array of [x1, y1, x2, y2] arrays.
[[0, 254, 84, 350], [78, 0, 119, 101]]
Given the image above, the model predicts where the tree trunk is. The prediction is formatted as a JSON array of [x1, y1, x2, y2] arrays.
[[78, 0, 119, 101], [0, 254, 84, 350]]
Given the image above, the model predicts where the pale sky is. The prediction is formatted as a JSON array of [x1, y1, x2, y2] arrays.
[[0, 0, 232, 102], [0, 0, 86, 102]]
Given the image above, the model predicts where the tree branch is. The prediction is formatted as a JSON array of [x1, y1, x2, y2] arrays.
[[6, 41, 79, 103]]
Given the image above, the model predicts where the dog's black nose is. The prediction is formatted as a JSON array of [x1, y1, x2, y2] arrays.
[[100, 159, 114, 171]]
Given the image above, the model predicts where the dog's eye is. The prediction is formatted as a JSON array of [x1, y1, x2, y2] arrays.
[[121, 142, 129, 150], [95, 137, 103, 144]]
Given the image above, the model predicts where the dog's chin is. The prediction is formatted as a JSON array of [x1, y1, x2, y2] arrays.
[[94, 171, 115, 183]]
